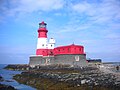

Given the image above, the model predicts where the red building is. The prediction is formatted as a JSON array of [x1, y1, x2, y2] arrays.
[[36, 21, 85, 56], [54, 44, 85, 55]]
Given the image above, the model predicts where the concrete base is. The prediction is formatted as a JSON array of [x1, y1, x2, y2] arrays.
[[29, 54, 88, 67]]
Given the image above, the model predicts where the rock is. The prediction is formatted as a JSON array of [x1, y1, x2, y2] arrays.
[[77, 84, 80, 86], [94, 82, 98, 85], [86, 80, 90, 83], [5, 80, 14, 82], [0, 75, 4, 82], [4, 64, 29, 71], [0, 83, 16, 90], [13, 66, 120, 90], [81, 79, 86, 84]]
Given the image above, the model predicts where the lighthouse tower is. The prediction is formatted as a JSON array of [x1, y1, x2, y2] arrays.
[[36, 21, 48, 56]]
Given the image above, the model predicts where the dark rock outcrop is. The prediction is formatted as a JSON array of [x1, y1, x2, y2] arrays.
[[0, 83, 16, 90], [13, 66, 120, 90], [0, 75, 4, 82], [0, 75, 16, 90], [4, 64, 29, 71]]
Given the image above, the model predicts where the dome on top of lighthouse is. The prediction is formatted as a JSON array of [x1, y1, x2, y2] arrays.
[[39, 21, 47, 25], [39, 21, 47, 29]]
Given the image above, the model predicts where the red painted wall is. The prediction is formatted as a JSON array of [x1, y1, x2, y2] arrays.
[[48, 49, 54, 56], [38, 28, 48, 38], [53, 44, 85, 55], [36, 44, 85, 56], [36, 49, 48, 56]]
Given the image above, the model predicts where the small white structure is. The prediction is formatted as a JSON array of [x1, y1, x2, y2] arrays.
[[48, 38, 55, 49]]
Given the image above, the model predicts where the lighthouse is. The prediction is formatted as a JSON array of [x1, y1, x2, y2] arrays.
[[30, 21, 87, 67], [36, 21, 48, 56]]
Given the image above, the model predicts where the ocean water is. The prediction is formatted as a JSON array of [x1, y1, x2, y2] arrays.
[[0, 64, 36, 90]]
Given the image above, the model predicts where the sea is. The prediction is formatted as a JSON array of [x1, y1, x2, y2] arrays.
[[0, 64, 36, 90]]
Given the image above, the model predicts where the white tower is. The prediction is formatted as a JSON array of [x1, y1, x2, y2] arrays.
[[48, 38, 55, 49], [36, 21, 48, 56]]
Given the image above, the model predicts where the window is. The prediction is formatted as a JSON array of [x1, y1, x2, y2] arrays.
[[79, 48, 81, 51], [42, 44, 44, 46], [68, 48, 70, 52], [50, 51, 53, 55], [51, 45, 52, 47], [40, 24, 46, 28]]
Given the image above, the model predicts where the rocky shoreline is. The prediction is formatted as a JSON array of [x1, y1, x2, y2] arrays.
[[0, 83, 16, 90], [0, 75, 16, 90], [4, 64, 29, 71], [4, 64, 119, 90], [3, 64, 120, 90]]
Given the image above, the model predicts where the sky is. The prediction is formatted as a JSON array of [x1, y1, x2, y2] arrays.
[[0, 0, 120, 64]]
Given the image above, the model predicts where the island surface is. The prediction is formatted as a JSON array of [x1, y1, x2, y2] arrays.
[[4, 64, 120, 90]]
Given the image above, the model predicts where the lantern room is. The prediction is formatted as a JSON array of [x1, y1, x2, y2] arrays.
[[39, 21, 47, 28]]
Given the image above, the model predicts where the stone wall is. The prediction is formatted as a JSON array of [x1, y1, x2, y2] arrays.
[[29, 54, 87, 67], [54, 54, 87, 66]]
